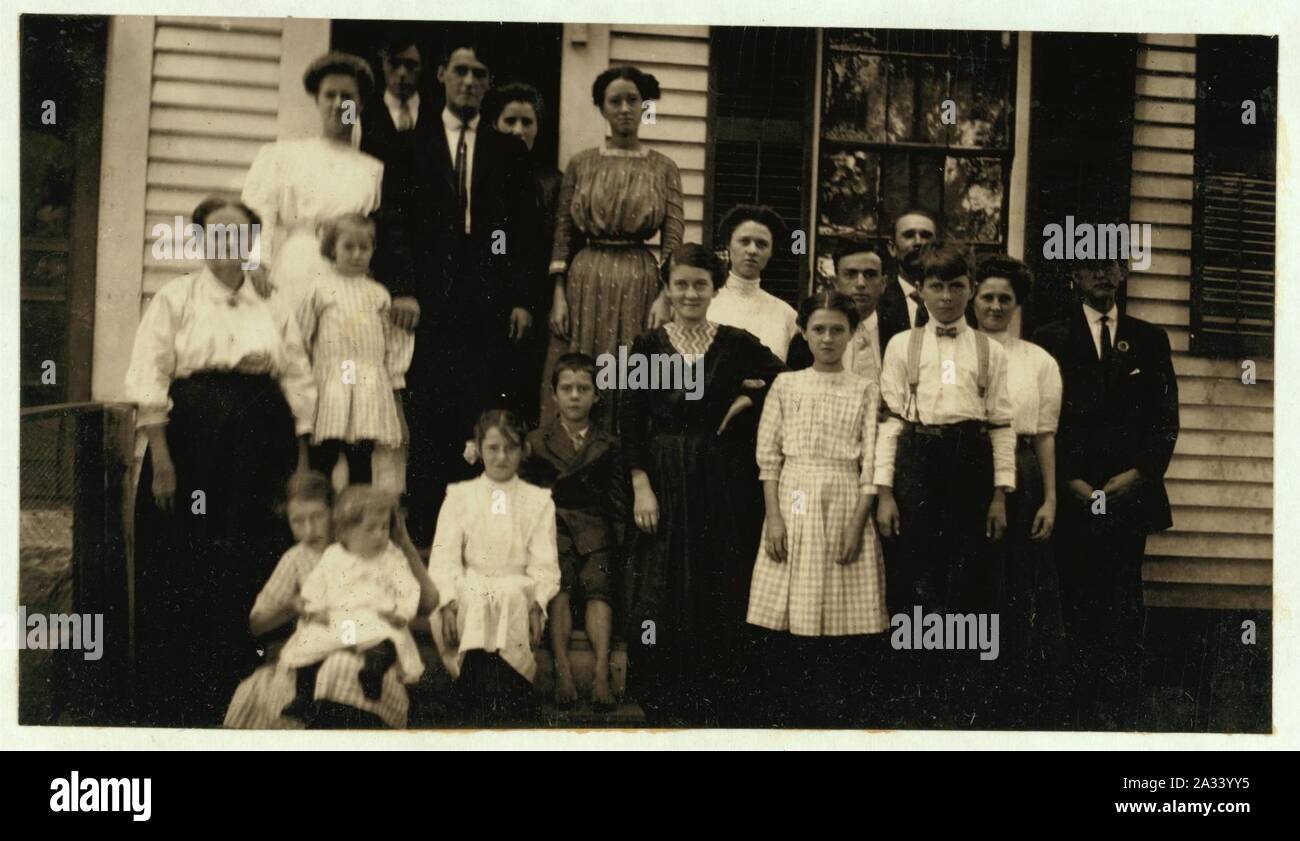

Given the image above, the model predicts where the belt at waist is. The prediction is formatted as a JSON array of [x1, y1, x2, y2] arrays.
[[785, 456, 859, 468], [901, 419, 990, 438], [587, 238, 646, 247]]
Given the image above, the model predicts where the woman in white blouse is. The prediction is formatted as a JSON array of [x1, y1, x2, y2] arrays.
[[972, 254, 1068, 728], [125, 198, 317, 727], [706, 204, 800, 362], [240, 52, 384, 312]]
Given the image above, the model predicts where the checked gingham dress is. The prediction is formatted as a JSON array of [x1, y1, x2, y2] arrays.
[[746, 368, 888, 636]]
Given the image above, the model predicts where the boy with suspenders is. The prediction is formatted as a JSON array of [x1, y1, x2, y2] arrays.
[[875, 244, 1016, 726]]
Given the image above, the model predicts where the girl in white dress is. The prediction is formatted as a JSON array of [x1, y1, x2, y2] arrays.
[[746, 290, 888, 725], [296, 214, 412, 485], [430, 410, 561, 723]]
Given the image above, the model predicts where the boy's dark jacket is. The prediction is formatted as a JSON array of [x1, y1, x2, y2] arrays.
[[520, 422, 630, 557]]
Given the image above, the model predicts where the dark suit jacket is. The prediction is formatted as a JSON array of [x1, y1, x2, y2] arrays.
[[360, 97, 437, 298], [877, 277, 917, 353], [521, 423, 630, 557], [786, 316, 883, 371], [375, 109, 540, 330], [1031, 308, 1179, 534]]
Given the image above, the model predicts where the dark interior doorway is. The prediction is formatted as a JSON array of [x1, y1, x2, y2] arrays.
[[1024, 33, 1138, 332], [332, 19, 564, 169]]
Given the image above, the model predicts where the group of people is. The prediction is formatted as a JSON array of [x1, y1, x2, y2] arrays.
[[123, 34, 1179, 731]]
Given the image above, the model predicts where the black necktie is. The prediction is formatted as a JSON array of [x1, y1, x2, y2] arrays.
[[455, 124, 468, 231], [908, 290, 929, 327], [935, 325, 958, 338], [1099, 315, 1113, 362]]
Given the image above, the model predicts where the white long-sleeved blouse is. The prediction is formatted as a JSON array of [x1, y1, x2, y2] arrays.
[[123, 267, 317, 432]]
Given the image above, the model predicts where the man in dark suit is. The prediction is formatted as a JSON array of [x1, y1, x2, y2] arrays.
[[788, 239, 885, 377], [876, 207, 939, 354], [379, 41, 540, 544], [1031, 256, 1179, 729], [362, 34, 432, 332]]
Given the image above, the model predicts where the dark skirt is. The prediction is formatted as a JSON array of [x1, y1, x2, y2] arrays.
[[133, 372, 298, 727], [993, 435, 1068, 726], [623, 429, 760, 726]]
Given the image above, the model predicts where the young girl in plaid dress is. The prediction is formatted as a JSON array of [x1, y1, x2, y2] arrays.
[[297, 213, 412, 485], [746, 291, 888, 725]]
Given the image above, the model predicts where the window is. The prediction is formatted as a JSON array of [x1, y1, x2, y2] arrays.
[[815, 29, 1016, 285], [1191, 35, 1276, 358]]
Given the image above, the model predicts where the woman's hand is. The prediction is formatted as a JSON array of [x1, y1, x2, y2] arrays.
[[151, 452, 177, 512], [248, 265, 276, 299], [717, 395, 754, 435], [764, 514, 788, 563], [876, 489, 901, 539], [528, 604, 545, 649], [1031, 497, 1056, 541], [235, 350, 272, 374], [986, 491, 1008, 541], [1066, 479, 1094, 503], [633, 485, 660, 535], [508, 307, 532, 342], [390, 296, 421, 331], [549, 278, 570, 340], [646, 294, 672, 329], [440, 602, 459, 648]]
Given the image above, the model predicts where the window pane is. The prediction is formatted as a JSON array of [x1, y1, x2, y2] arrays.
[[819, 149, 880, 237], [944, 156, 1004, 243], [885, 56, 914, 142], [824, 53, 885, 142], [951, 57, 1011, 148]]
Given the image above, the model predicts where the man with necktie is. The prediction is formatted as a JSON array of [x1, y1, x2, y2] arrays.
[[788, 239, 886, 382], [877, 208, 939, 353], [1031, 255, 1179, 729], [378, 40, 539, 544]]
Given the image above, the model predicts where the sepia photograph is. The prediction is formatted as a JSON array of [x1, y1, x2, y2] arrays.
[[9, 2, 1280, 743]]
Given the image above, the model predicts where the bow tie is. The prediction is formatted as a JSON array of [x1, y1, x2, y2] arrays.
[[908, 291, 923, 305], [935, 326, 959, 338]]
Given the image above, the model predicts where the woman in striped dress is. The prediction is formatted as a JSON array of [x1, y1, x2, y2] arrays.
[[546, 66, 684, 433], [746, 291, 888, 726], [297, 214, 412, 485]]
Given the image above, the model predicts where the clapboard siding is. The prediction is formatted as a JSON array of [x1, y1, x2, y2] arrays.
[[141, 18, 285, 308], [609, 25, 710, 244], [1129, 35, 1272, 610]]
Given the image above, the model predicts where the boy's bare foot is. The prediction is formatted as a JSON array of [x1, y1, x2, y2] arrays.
[[554, 665, 578, 708], [592, 667, 615, 710]]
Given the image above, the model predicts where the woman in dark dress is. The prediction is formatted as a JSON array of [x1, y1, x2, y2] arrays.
[[622, 244, 786, 727], [126, 198, 316, 727], [483, 82, 563, 428]]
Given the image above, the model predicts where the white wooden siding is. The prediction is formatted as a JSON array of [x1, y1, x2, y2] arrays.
[[608, 24, 710, 244], [1128, 34, 1273, 610]]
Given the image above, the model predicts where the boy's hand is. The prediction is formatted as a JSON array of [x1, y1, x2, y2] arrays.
[[440, 602, 459, 648], [528, 604, 544, 649], [876, 491, 901, 539], [1031, 498, 1056, 541], [764, 515, 788, 563], [1102, 468, 1143, 502]]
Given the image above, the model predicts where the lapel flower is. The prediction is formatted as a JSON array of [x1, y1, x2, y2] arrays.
[[1116, 339, 1130, 353]]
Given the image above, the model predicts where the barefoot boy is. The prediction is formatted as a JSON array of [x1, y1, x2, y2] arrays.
[[522, 353, 630, 709]]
